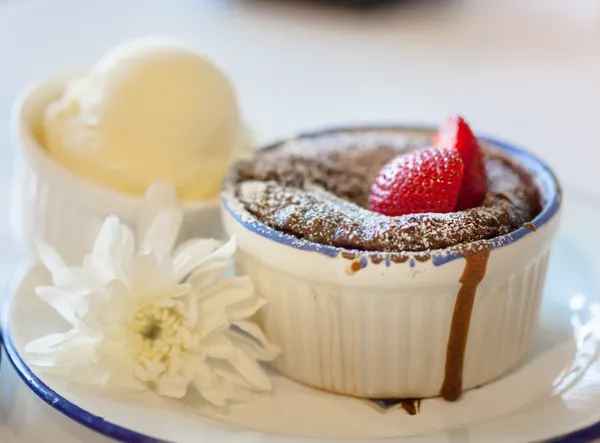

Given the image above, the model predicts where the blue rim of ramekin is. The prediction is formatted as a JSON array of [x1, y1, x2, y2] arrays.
[[221, 124, 562, 267]]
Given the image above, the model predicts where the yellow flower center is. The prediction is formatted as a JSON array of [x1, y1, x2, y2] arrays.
[[127, 299, 195, 368]]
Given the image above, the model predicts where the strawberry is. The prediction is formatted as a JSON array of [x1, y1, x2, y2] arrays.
[[433, 115, 488, 209], [369, 146, 464, 216]]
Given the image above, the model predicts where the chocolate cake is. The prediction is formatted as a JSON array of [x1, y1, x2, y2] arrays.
[[225, 129, 542, 256]]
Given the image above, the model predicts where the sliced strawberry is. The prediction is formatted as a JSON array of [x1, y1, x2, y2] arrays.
[[369, 146, 464, 217], [433, 115, 488, 210]]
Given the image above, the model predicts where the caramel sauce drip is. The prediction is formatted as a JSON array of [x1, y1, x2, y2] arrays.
[[440, 250, 490, 401]]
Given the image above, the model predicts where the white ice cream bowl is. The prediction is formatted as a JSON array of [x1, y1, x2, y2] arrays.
[[221, 126, 562, 400], [11, 74, 224, 265]]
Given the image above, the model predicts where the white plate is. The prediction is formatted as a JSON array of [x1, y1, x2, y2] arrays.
[[3, 189, 600, 443]]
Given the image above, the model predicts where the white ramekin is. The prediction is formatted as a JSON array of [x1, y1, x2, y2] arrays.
[[221, 126, 562, 399], [11, 74, 224, 265]]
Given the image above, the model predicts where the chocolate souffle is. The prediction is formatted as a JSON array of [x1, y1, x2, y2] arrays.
[[224, 128, 542, 257]]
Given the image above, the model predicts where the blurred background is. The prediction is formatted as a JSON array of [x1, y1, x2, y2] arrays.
[[0, 0, 599, 226]]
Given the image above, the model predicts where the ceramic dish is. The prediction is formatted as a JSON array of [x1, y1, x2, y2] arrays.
[[1, 188, 599, 443], [10, 74, 226, 265], [221, 125, 562, 399]]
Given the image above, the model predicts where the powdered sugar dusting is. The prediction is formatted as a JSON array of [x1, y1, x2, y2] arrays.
[[224, 129, 541, 257]]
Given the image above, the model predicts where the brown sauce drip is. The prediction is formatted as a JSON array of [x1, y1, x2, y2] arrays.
[[523, 222, 537, 232], [391, 255, 410, 264], [370, 255, 385, 265], [399, 399, 421, 416], [440, 250, 490, 401], [366, 398, 421, 415], [345, 260, 363, 276]]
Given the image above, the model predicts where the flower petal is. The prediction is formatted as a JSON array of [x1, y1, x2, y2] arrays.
[[35, 286, 85, 325], [127, 255, 182, 299], [137, 181, 180, 239], [173, 238, 231, 281], [84, 218, 135, 286], [37, 242, 74, 287], [227, 296, 266, 322], [141, 207, 183, 257], [212, 367, 254, 403], [203, 335, 272, 391], [210, 360, 256, 391], [218, 380, 253, 403], [187, 266, 229, 295], [192, 362, 228, 406], [83, 250, 119, 288], [93, 216, 121, 251], [156, 378, 189, 399], [230, 321, 277, 352], [203, 335, 237, 360], [25, 329, 99, 367], [94, 366, 146, 394], [25, 331, 77, 356], [108, 224, 136, 282], [218, 347, 273, 391], [134, 359, 166, 382], [201, 277, 255, 312], [195, 384, 228, 407], [197, 309, 229, 339], [226, 327, 280, 362]]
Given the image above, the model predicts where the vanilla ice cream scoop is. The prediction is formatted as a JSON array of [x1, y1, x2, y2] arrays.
[[43, 37, 244, 200]]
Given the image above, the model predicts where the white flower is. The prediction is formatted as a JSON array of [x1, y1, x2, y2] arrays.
[[25, 188, 279, 407]]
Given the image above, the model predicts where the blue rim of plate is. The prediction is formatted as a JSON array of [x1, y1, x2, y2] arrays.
[[2, 338, 166, 443], [0, 161, 596, 443], [0, 265, 167, 443], [5, 285, 600, 443], [221, 124, 562, 266]]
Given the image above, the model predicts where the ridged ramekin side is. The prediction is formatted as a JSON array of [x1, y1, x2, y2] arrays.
[[237, 247, 552, 398]]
